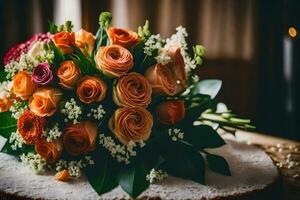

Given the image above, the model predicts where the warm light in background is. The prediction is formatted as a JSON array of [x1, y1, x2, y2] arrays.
[[288, 26, 297, 38]]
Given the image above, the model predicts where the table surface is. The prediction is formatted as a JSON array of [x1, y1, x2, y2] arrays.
[[232, 131, 300, 200], [0, 131, 299, 200]]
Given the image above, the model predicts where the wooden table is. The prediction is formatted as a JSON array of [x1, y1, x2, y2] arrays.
[[230, 131, 300, 200]]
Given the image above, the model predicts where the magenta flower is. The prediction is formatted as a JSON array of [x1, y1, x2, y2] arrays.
[[3, 32, 52, 66], [32, 63, 53, 86]]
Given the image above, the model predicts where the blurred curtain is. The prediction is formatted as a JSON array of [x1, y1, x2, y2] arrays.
[[0, 0, 54, 61]]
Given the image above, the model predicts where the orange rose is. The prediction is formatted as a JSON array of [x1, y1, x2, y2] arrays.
[[113, 72, 152, 107], [57, 60, 81, 89], [52, 31, 75, 54], [109, 107, 153, 144], [29, 87, 62, 117], [95, 45, 133, 77], [35, 139, 63, 163], [145, 63, 176, 96], [55, 170, 70, 182], [12, 71, 36, 100], [17, 111, 45, 144], [107, 27, 141, 48], [63, 121, 97, 156], [156, 100, 185, 125], [76, 76, 107, 104], [163, 46, 187, 93], [75, 29, 95, 56], [0, 96, 12, 112]]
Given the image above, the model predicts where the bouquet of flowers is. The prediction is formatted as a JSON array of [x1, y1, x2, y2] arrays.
[[0, 12, 253, 198]]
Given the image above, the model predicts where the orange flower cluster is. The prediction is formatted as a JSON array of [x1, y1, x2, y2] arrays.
[[1, 22, 188, 182]]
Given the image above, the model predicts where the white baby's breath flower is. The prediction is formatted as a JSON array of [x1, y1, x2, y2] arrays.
[[55, 156, 95, 178], [144, 34, 163, 56], [0, 81, 13, 98], [156, 54, 172, 65], [87, 104, 106, 120], [61, 98, 82, 124], [146, 168, 168, 184], [98, 134, 145, 164], [9, 130, 25, 150], [168, 128, 184, 141], [9, 100, 28, 119], [20, 153, 47, 174], [43, 123, 62, 142]]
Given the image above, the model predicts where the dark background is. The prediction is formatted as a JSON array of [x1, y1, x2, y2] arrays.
[[0, 0, 299, 140]]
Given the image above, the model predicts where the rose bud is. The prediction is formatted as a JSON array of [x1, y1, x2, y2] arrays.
[[113, 72, 152, 107], [55, 170, 70, 182], [32, 63, 53, 86], [29, 87, 62, 117], [76, 76, 107, 104], [0, 96, 12, 113], [12, 71, 37, 100], [145, 63, 176, 96], [52, 31, 75, 54], [163, 46, 187, 93], [63, 121, 97, 156], [17, 111, 45, 144], [95, 45, 133, 77], [75, 29, 95, 56], [35, 139, 63, 163], [107, 27, 141, 48], [156, 100, 185, 125], [109, 107, 153, 145], [57, 60, 81, 89]]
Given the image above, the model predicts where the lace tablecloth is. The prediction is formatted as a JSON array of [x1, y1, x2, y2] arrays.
[[0, 139, 279, 200]]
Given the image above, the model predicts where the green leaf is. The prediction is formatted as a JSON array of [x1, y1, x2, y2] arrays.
[[117, 161, 149, 198], [183, 125, 226, 150], [0, 70, 8, 82], [162, 142, 205, 184], [183, 95, 217, 123], [0, 112, 17, 133], [48, 21, 58, 34], [0, 126, 16, 139], [206, 153, 231, 176], [190, 79, 222, 98], [70, 47, 98, 75], [85, 155, 118, 196]]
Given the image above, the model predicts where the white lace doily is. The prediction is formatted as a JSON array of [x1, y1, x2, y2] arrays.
[[0, 140, 278, 200]]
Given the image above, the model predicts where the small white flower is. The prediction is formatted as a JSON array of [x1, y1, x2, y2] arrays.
[[156, 54, 171, 65], [168, 128, 184, 141], [20, 153, 47, 174], [87, 104, 106, 120], [144, 34, 163, 56], [61, 98, 82, 124], [9, 130, 25, 150], [146, 168, 168, 184], [43, 123, 62, 142], [9, 100, 28, 119], [98, 134, 146, 164]]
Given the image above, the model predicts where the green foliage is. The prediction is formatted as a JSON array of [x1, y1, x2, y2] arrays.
[[70, 47, 98, 75], [85, 154, 118, 196], [0, 112, 17, 137], [0, 70, 7, 82], [162, 141, 205, 184], [49, 21, 58, 34], [138, 20, 151, 40], [99, 12, 112, 28], [189, 79, 222, 99], [206, 153, 231, 176], [183, 125, 225, 150], [117, 160, 149, 198]]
